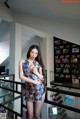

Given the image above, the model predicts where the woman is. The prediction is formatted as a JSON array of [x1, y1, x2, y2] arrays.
[[19, 45, 46, 119]]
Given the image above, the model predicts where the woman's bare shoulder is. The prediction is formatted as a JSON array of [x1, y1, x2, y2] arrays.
[[19, 59, 25, 64]]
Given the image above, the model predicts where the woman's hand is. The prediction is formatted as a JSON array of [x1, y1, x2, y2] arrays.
[[32, 67, 44, 80], [32, 67, 38, 75], [29, 64, 34, 71], [27, 64, 34, 74], [34, 79, 41, 85]]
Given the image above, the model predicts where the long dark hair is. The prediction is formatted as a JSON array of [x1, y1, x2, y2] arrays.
[[27, 45, 45, 77]]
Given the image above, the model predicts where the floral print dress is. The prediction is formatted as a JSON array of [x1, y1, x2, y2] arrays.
[[23, 60, 46, 102]]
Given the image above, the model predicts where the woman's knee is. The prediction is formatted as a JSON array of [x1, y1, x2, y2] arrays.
[[28, 111, 34, 118], [35, 112, 41, 118]]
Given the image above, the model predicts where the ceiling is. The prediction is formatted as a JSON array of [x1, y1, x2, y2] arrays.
[[0, 0, 80, 21]]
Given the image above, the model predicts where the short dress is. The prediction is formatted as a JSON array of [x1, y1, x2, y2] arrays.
[[23, 60, 46, 102]]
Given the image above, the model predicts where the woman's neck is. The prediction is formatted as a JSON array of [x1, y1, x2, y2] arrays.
[[27, 58, 35, 64]]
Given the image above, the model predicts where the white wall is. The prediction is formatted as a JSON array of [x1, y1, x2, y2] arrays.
[[0, 20, 10, 41], [14, 12, 80, 45], [0, 3, 12, 64], [0, 40, 9, 64], [0, 3, 13, 22], [0, 20, 10, 64]]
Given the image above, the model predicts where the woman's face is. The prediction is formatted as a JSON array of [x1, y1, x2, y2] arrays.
[[29, 48, 38, 60]]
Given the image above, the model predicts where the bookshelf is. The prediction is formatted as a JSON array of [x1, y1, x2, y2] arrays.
[[54, 37, 80, 84]]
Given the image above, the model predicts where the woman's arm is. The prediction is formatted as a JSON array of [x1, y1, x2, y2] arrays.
[[19, 59, 41, 85]]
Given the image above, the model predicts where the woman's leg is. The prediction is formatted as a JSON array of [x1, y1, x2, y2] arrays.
[[34, 93, 45, 119], [27, 101, 34, 119]]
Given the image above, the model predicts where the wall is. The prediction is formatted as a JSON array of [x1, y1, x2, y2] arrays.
[[0, 20, 10, 64], [0, 40, 9, 64], [0, 3, 13, 22], [0, 3, 13, 65], [14, 12, 80, 45], [0, 2, 13, 64], [0, 20, 10, 41]]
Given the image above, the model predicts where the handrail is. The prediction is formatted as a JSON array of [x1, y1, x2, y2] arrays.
[[0, 91, 11, 98], [47, 87, 80, 97], [0, 86, 22, 94], [0, 75, 80, 117], [50, 81, 80, 89], [0, 74, 15, 77], [46, 86, 80, 113], [1, 95, 21, 105], [45, 100, 80, 113], [0, 93, 22, 117], [0, 75, 23, 117], [0, 78, 24, 85]]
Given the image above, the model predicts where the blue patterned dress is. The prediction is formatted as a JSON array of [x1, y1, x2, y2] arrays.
[[23, 60, 46, 102]]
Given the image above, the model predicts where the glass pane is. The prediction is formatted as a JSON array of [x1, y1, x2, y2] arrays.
[[41, 103, 80, 119], [0, 87, 22, 116], [45, 86, 80, 119]]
